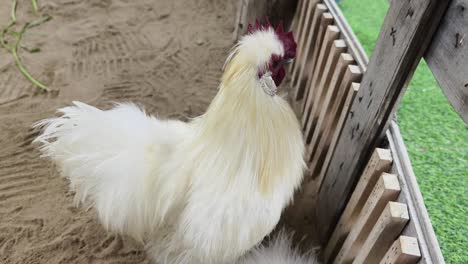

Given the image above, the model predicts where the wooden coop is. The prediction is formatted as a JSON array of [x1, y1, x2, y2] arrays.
[[235, 0, 467, 263]]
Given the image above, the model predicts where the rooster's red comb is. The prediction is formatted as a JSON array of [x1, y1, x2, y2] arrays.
[[247, 17, 297, 59]]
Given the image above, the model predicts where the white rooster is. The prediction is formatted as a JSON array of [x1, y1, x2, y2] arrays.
[[35, 20, 306, 264]]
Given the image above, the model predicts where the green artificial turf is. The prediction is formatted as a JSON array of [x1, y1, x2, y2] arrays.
[[337, 0, 468, 263]]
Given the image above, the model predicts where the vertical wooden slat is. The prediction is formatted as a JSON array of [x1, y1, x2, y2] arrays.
[[290, 0, 311, 73], [307, 65, 361, 168], [317, 0, 450, 241], [292, 4, 329, 100], [304, 53, 354, 161], [292, 3, 327, 93], [301, 24, 339, 124], [331, 173, 401, 264], [304, 39, 347, 145], [288, 0, 309, 73], [352, 202, 410, 264], [314, 81, 360, 186], [291, 0, 317, 79], [324, 148, 392, 262], [298, 13, 335, 102], [379, 236, 421, 264], [289, 0, 304, 33]]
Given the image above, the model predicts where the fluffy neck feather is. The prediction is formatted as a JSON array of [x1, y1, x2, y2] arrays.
[[189, 52, 304, 195]]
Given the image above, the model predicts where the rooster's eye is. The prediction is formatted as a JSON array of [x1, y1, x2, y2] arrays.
[[272, 60, 279, 68]]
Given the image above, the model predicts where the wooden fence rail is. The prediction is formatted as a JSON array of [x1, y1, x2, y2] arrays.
[[315, 0, 450, 243]]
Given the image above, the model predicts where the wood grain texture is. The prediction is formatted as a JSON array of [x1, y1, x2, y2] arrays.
[[305, 53, 355, 165], [291, 0, 320, 78], [314, 82, 360, 187], [316, 0, 450, 242], [297, 13, 335, 104], [304, 40, 347, 145], [425, 0, 468, 124], [352, 202, 410, 264], [379, 236, 421, 264], [302, 25, 340, 125], [292, 4, 328, 101], [290, 0, 311, 74], [386, 122, 445, 264], [331, 173, 401, 264], [306, 65, 362, 167], [324, 148, 392, 263]]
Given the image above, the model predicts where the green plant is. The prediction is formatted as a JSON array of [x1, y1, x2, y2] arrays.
[[0, 0, 52, 92]]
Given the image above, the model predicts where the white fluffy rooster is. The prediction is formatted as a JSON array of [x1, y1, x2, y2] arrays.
[[35, 20, 305, 264]]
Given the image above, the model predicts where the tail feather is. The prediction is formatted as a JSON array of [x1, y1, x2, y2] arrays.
[[33, 102, 177, 239]]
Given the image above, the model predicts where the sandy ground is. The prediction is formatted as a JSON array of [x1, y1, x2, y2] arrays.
[[0, 0, 318, 263]]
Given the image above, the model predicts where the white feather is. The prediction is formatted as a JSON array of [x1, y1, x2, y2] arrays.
[[239, 230, 318, 264], [34, 28, 305, 264]]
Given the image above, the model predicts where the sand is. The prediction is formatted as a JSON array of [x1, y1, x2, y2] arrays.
[[0, 0, 237, 263], [0, 0, 320, 263]]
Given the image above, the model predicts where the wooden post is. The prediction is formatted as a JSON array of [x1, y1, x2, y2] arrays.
[[352, 202, 410, 264], [379, 236, 421, 264], [316, 0, 450, 242]]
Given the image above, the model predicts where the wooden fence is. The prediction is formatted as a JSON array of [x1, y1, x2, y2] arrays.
[[235, 0, 467, 263]]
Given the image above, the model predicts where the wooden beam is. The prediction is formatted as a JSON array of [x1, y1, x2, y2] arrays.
[[379, 236, 421, 264], [331, 173, 401, 264], [316, 0, 450, 242], [352, 202, 410, 264], [425, 0, 468, 124], [324, 148, 392, 263]]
